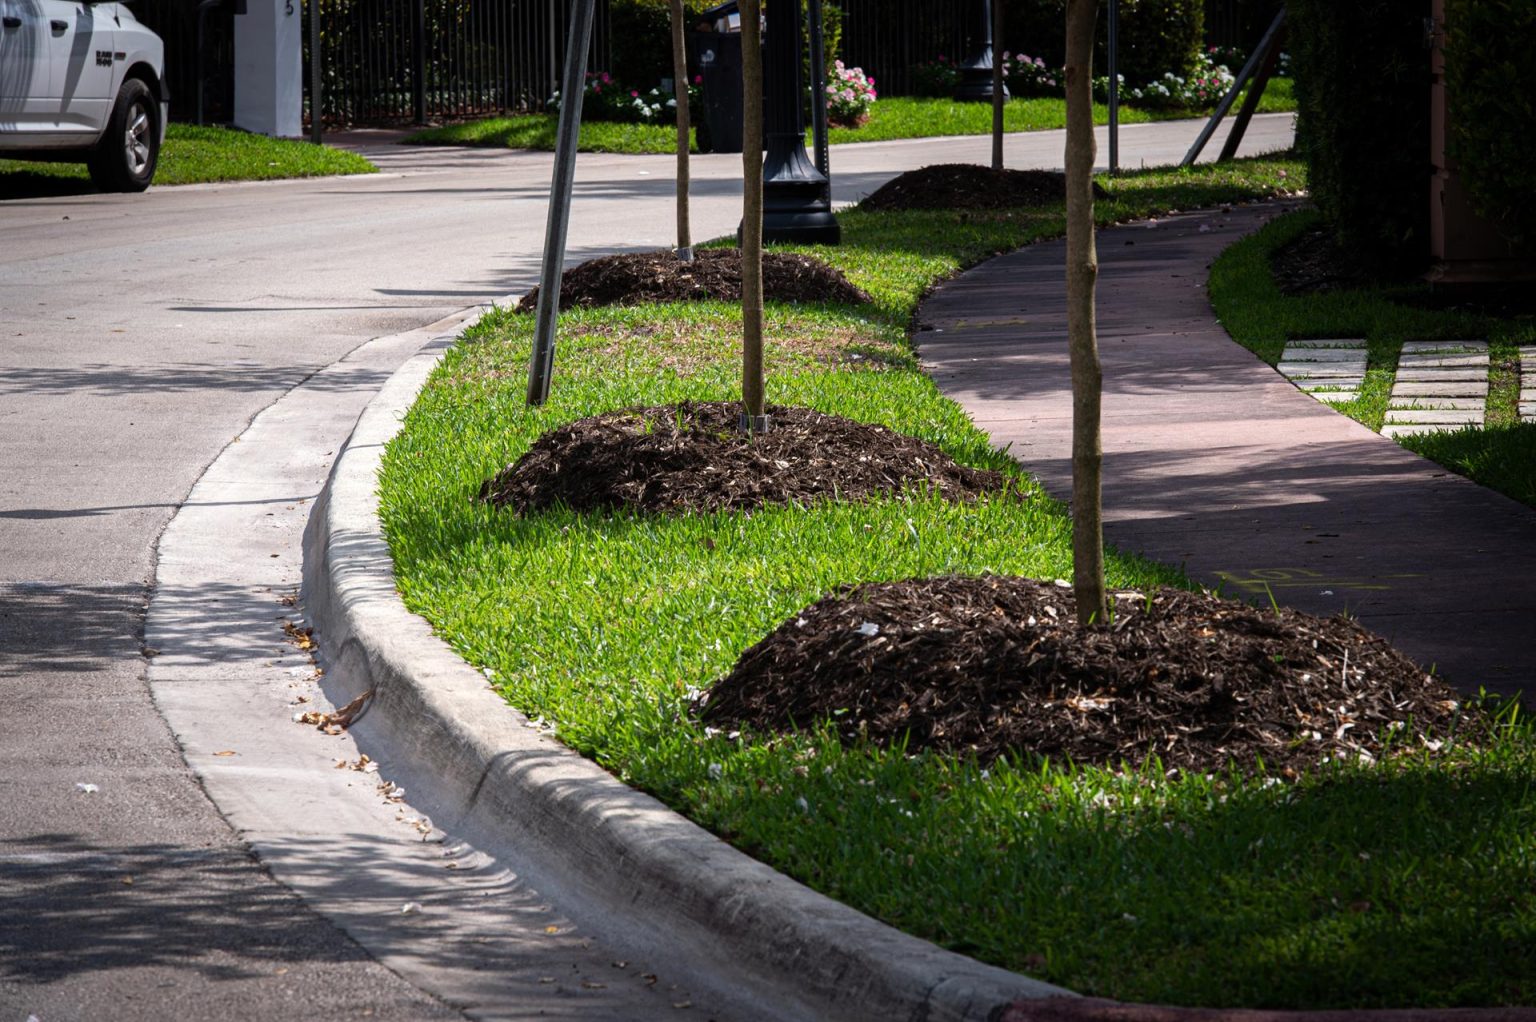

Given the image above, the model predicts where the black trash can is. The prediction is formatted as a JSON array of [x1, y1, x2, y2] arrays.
[[694, 0, 757, 153], [695, 31, 742, 153]]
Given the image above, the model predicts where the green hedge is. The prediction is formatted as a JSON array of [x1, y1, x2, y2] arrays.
[[1002, 0, 1205, 88], [1444, 0, 1536, 248], [1287, 0, 1429, 273], [607, 0, 843, 91], [608, 0, 708, 92]]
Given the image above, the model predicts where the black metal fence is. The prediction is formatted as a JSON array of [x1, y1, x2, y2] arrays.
[[308, 0, 609, 126], [837, 0, 972, 99], [1204, 0, 1285, 53], [131, 0, 1274, 130], [132, 0, 237, 125]]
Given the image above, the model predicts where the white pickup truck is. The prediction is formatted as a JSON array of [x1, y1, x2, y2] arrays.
[[0, 0, 168, 191]]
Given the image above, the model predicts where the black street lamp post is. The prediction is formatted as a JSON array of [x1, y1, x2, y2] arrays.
[[955, 0, 1007, 102], [759, 0, 839, 243]]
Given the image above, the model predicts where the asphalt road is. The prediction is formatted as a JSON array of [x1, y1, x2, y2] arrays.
[[0, 113, 1294, 1020]]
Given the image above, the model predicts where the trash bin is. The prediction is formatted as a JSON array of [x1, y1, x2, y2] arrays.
[[693, 0, 751, 153]]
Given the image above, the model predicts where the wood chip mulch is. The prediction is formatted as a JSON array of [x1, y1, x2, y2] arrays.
[[478, 401, 1018, 515], [858, 163, 1110, 212], [698, 575, 1483, 775], [515, 248, 873, 312]]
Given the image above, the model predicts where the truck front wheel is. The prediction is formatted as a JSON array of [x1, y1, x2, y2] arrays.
[[88, 79, 161, 193]]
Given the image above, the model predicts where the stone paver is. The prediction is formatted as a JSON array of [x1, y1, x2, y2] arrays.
[[1386, 340, 1487, 434], [1277, 340, 1366, 405], [1521, 345, 1536, 423], [1392, 381, 1488, 397]]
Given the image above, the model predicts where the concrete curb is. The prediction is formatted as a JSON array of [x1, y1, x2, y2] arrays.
[[301, 322, 1072, 1021]]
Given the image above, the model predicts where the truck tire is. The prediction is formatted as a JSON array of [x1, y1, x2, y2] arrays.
[[88, 78, 161, 193]]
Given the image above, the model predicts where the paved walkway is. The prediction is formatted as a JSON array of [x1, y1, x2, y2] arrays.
[[917, 202, 1536, 698]]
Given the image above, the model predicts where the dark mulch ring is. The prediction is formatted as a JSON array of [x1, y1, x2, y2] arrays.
[[515, 248, 872, 312], [698, 575, 1487, 776], [858, 163, 1110, 212], [478, 401, 1018, 515], [1269, 223, 1392, 297], [1273, 223, 1536, 314]]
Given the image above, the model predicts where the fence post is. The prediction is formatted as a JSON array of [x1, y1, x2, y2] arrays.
[[308, 0, 322, 142], [412, 0, 426, 123]]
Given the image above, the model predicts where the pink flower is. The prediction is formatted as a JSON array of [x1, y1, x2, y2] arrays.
[[630, 90, 639, 97], [693, 74, 703, 84]]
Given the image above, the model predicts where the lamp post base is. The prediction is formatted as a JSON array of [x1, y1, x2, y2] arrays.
[[954, 64, 1007, 102], [754, 143, 840, 245]]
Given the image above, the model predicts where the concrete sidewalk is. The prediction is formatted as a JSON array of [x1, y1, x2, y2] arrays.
[[917, 201, 1535, 697]]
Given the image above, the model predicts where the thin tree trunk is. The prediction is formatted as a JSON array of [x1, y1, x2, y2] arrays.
[[669, 0, 693, 261], [1064, 0, 1107, 625], [991, 0, 1004, 170], [740, 0, 766, 427]]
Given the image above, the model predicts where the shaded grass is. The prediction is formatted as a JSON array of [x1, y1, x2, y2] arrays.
[[406, 90, 1295, 153], [1399, 423, 1536, 509], [408, 115, 693, 154], [1207, 209, 1489, 432], [1208, 209, 1536, 511], [378, 155, 1536, 1007], [0, 124, 375, 192]]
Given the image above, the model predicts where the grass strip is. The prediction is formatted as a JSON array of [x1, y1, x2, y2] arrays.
[[379, 155, 1536, 1008], [1209, 208, 1536, 508], [405, 87, 1295, 153], [0, 124, 376, 191]]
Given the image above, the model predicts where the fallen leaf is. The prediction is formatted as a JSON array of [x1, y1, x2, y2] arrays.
[[214, 750, 237, 757]]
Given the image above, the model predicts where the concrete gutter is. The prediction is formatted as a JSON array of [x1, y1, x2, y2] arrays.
[[300, 323, 1073, 1022]]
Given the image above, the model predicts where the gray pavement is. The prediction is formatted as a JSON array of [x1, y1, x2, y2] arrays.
[[918, 202, 1535, 696], [0, 112, 1293, 1019]]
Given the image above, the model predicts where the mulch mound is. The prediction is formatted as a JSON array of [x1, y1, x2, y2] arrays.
[[859, 164, 1110, 212], [698, 575, 1481, 775], [515, 248, 872, 312], [478, 401, 1016, 515]]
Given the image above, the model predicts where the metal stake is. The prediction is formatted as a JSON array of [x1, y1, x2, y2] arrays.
[[1107, 0, 1119, 175], [526, 0, 597, 407], [1181, 9, 1286, 168]]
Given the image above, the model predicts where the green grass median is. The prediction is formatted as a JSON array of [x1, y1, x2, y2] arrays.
[[377, 155, 1536, 1009]]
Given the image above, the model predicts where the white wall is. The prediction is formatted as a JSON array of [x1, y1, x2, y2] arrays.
[[234, 0, 302, 137]]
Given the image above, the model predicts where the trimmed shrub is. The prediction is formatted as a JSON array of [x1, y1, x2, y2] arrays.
[[1287, 0, 1430, 273], [607, 0, 706, 92], [607, 0, 842, 92], [1444, 0, 1536, 247], [1002, 0, 1204, 87]]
